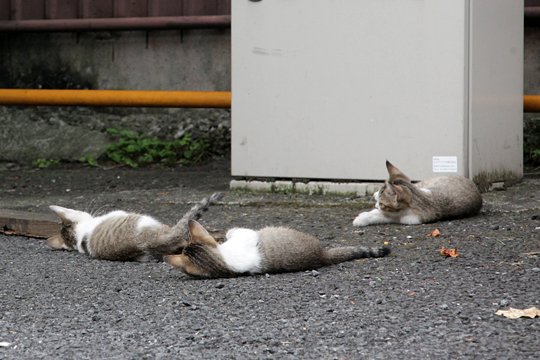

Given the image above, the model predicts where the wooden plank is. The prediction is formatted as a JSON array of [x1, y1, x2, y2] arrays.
[[0, 0, 10, 20], [216, 0, 230, 15], [80, 0, 113, 18], [183, 0, 217, 16], [526, 0, 540, 7], [11, 0, 45, 20], [0, 209, 60, 239], [114, 0, 147, 17], [148, 0, 182, 17], [45, 0, 79, 19]]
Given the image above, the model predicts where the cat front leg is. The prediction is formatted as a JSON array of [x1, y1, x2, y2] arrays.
[[353, 209, 394, 227]]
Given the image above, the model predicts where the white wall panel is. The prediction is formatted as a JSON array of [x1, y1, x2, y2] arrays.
[[232, 0, 522, 182]]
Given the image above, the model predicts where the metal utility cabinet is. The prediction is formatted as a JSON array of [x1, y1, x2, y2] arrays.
[[232, 0, 523, 183]]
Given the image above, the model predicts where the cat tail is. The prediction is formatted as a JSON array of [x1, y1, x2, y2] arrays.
[[151, 192, 224, 258], [322, 245, 391, 265], [175, 192, 224, 228]]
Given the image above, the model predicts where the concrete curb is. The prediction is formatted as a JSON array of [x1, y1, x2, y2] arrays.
[[230, 179, 381, 196]]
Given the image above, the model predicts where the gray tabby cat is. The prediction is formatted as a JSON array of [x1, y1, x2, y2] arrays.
[[164, 220, 390, 278], [353, 161, 482, 226], [47, 192, 223, 261]]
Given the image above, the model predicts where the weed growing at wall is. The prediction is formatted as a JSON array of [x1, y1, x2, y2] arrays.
[[32, 158, 60, 169], [524, 117, 540, 170], [104, 128, 209, 168], [79, 155, 98, 167]]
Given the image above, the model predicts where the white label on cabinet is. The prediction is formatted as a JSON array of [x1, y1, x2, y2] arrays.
[[433, 156, 458, 173]]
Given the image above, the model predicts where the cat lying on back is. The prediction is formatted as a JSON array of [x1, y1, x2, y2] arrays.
[[47, 192, 223, 261], [353, 161, 482, 226], [165, 220, 390, 278]]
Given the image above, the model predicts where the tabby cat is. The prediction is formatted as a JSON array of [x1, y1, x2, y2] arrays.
[[353, 161, 482, 226], [47, 192, 223, 261], [165, 220, 390, 278]]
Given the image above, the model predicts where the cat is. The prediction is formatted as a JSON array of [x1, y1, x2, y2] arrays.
[[353, 161, 482, 226], [46, 192, 223, 261], [164, 220, 391, 278]]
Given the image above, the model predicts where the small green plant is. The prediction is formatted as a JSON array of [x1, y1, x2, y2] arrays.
[[32, 158, 60, 169], [79, 155, 98, 167], [524, 117, 540, 169], [104, 128, 209, 168], [532, 149, 540, 163]]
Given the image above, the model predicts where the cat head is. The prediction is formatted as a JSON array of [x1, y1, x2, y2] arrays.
[[47, 205, 92, 251], [376, 161, 413, 212], [164, 220, 228, 278]]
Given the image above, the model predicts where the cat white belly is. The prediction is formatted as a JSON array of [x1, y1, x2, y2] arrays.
[[219, 228, 262, 273]]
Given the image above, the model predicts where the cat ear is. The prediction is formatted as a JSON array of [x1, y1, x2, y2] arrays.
[[46, 234, 66, 250], [188, 220, 218, 247], [49, 205, 90, 224], [386, 161, 411, 183]]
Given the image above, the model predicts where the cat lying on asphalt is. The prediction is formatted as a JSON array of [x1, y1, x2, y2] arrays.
[[353, 161, 482, 226], [165, 220, 390, 278], [46, 192, 223, 261]]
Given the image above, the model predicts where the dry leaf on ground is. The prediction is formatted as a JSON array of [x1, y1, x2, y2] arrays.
[[439, 246, 459, 258], [495, 307, 540, 319], [428, 228, 441, 237]]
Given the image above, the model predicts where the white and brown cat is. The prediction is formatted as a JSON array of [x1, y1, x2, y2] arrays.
[[47, 193, 223, 261], [353, 161, 482, 226], [164, 220, 391, 278]]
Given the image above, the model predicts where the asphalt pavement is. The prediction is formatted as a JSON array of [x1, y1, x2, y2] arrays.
[[1, 159, 539, 359]]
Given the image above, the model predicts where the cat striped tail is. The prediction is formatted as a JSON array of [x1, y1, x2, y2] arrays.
[[176, 192, 224, 228], [149, 192, 223, 258], [322, 245, 390, 265]]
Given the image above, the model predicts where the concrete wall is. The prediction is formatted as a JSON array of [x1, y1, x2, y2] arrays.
[[525, 28, 540, 97], [524, 27, 540, 169], [0, 22, 538, 169], [0, 29, 231, 166]]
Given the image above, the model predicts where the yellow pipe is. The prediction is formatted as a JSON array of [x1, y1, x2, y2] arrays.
[[0, 89, 231, 108], [524, 95, 540, 113], [1, 89, 537, 112]]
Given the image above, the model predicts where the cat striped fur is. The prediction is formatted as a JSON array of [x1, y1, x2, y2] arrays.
[[165, 220, 391, 278], [47, 192, 223, 261]]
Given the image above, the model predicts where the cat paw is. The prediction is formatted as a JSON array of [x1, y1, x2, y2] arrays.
[[352, 213, 371, 227]]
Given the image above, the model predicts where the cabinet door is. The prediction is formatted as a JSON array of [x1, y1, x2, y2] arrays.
[[232, 0, 468, 180]]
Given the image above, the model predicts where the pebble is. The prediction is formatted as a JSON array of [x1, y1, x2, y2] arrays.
[[439, 303, 449, 310], [499, 299, 510, 307], [311, 270, 320, 277], [491, 225, 500, 230]]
